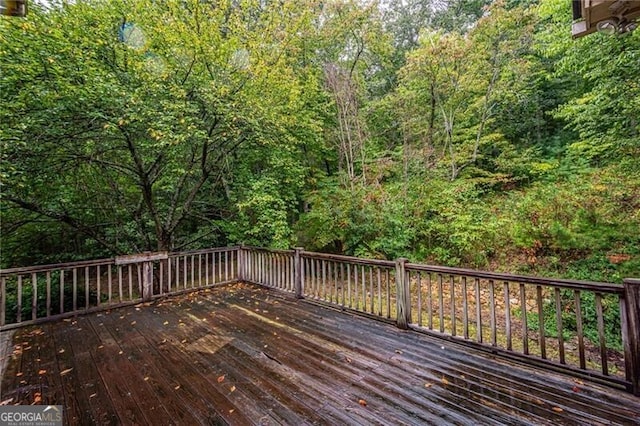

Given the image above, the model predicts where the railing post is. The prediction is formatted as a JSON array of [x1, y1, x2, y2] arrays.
[[623, 278, 640, 396], [395, 258, 410, 330], [142, 257, 153, 301], [294, 247, 304, 299]]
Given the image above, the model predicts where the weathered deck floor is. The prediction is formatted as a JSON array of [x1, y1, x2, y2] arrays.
[[1, 283, 638, 425]]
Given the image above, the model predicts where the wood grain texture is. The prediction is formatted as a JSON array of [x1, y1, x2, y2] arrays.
[[1, 282, 639, 425]]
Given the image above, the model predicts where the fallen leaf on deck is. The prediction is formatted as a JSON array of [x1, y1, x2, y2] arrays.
[[424, 383, 433, 388], [98, 345, 104, 349], [174, 384, 181, 390], [33, 392, 42, 404], [572, 386, 580, 393], [441, 376, 449, 385], [552, 407, 564, 413], [358, 399, 367, 407], [345, 357, 352, 363], [130, 321, 136, 326], [0, 398, 14, 406], [118, 350, 123, 355], [230, 386, 236, 392], [217, 375, 225, 383], [573, 379, 584, 385], [58, 349, 65, 354], [181, 339, 187, 344], [60, 368, 73, 376], [38, 369, 47, 375], [89, 393, 97, 399], [144, 377, 150, 382], [395, 350, 403, 354], [229, 409, 235, 414], [163, 321, 169, 325], [15, 372, 23, 377]]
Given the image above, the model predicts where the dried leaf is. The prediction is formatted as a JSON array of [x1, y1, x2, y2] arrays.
[[552, 407, 564, 413], [181, 339, 187, 344], [118, 350, 123, 355], [144, 377, 150, 382], [441, 376, 449, 385], [217, 375, 225, 383], [424, 383, 433, 388], [34, 393, 42, 404], [60, 368, 73, 376], [358, 399, 367, 407], [58, 349, 65, 354], [15, 372, 23, 377], [163, 321, 169, 325], [345, 357, 352, 364], [230, 386, 236, 392], [38, 369, 47, 375], [0, 398, 14, 406], [174, 384, 181, 390], [395, 349, 403, 354], [572, 386, 580, 393], [229, 409, 235, 414], [89, 393, 97, 399], [130, 321, 137, 326]]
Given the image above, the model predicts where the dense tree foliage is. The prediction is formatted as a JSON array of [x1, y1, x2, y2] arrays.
[[1, 0, 639, 284]]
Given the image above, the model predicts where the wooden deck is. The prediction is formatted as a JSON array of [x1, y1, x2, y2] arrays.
[[1, 283, 638, 425]]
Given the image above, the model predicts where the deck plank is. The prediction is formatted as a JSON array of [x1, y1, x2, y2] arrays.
[[1, 283, 639, 426]]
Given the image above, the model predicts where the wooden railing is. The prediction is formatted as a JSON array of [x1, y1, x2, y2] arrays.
[[1, 245, 638, 395], [0, 247, 238, 330]]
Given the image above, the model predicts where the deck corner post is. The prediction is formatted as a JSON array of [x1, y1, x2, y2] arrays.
[[294, 247, 304, 299], [623, 278, 640, 396], [395, 258, 410, 330], [142, 258, 153, 301]]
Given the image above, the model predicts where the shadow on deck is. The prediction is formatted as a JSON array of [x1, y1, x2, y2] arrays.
[[1, 283, 638, 425]]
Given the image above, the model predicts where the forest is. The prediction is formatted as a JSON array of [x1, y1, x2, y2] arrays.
[[1, 0, 639, 285]]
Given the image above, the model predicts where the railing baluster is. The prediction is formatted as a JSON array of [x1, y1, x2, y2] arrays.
[[128, 264, 133, 299], [385, 269, 390, 318], [190, 255, 195, 288], [462, 276, 468, 339], [438, 274, 444, 333], [475, 278, 482, 343], [555, 288, 565, 364], [520, 283, 528, 355], [427, 273, 433, 330], [17, 275, 22, 323], [343, 264, 348, 309], [361, 265, 366, 312], [97, 266, 101, 306], [118, 265, 123, 302], [489, 280, 496, 346], [595, 293, 608, 375], [198, 254, 202, 287], [450, 275, 456, 336], [574, 290, 585, 369], [536, 285, 546, 359], [369, 267, 374, 315], [322, 260, 327, 301], [73, 268, 78, 311], [108, 265, 112, 305], [504, 281, 511, 351], [46, 271, 51, 317], [183, 256, 188, 289], [85, 266, 90, 310], [31, 273, 37, 321], [377, 268, 382, 316], [1, 277, 6, 326], [60, 269, 67, 310], [347, 264, 352, 309], [417, 272, 422, 327], [225, 250, 229, 282]]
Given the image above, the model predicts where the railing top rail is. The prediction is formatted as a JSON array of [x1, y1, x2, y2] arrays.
[[0, 258, 115, 277], [405, 262, 623, 294], [241, 246, 295, 255], [169, 246, 240, 257], [301, 251, 396, 268]]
